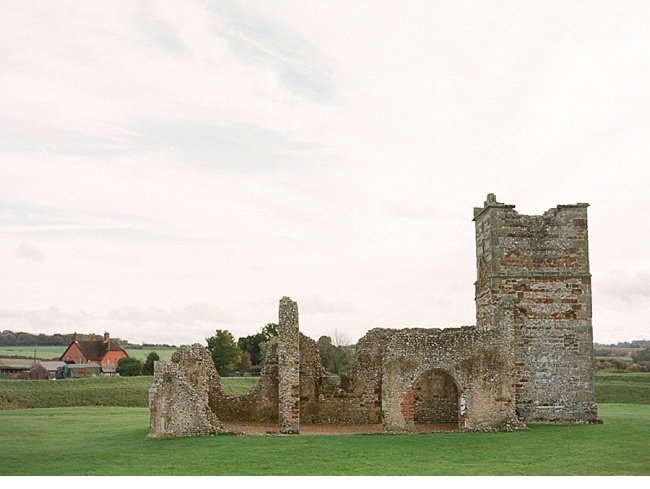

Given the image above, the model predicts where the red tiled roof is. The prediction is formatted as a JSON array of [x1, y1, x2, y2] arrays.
[[65, 339, 127, 362]]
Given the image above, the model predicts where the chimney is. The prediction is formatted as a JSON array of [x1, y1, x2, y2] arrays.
[[103, 332, 110, 343], [90, 333, 96, 341], [72, 332, 78, 343]]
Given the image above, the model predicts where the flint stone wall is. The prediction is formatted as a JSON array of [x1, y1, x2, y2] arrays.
[[209, 341, 279, 422], [278, 297, 301, 433], [382, 323, 523, 432], [147, 194, 599, 438], [148, 344, 223, 439], [209, 332, 376, 424]]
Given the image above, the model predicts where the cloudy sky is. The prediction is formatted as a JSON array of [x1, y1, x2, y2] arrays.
[[1, 1, 649, 346]]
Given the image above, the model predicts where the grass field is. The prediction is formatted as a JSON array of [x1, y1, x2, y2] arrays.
[[595, 372, 650, 404], [0, 345, 176, 364], [0, 345, 67, 361], [120, 348, 175, 362], [0, 376, 258, 410], [0, 372, 648, 475], [0, 403, 647, 475], [1, 372, 646, 410]]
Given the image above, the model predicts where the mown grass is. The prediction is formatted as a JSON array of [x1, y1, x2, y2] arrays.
[[0, 376, 258, 410], [220, 377, 260, 395], [0, 404, 648, 475]]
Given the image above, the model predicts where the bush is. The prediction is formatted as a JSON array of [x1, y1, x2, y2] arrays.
[[116, 357, 143, 377], [142, 352, 160, 375], [595, 358, 630, 372], [626, 363, 649, 373]]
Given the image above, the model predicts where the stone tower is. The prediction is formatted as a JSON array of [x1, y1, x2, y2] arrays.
[[473, 194, 598, 424]]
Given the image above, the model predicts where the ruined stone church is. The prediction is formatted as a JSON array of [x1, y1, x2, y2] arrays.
[[147, 194, 599, 438]]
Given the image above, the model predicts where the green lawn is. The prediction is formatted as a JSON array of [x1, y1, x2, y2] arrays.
[[0, 374, 648, 475], [0, 403, 647, 475], [0, 376, 258, 410]]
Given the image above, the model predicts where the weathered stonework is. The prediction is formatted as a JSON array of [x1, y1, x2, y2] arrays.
[[277, 297, 300, 434], [147, 344, 223, 439], [147, 194, 599, 438], [473, 194, 598, 424]]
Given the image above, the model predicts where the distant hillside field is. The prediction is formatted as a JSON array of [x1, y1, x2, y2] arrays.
[[595, 372, 650, 404], [0, 346, 176, 362], [0, 346, 67, 361]]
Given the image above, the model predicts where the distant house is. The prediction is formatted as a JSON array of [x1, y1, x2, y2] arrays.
[[29, 361, 66, 380], [60, 332, 128, 374]]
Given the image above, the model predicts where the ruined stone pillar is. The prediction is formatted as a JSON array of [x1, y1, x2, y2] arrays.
[[278, 296, 300, 434]]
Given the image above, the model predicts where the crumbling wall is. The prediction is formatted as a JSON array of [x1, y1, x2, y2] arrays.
[[147, 194, 600, 438], [207, 295, 380, 426], [382, 324, 522, 432], [473, 194, 598, 424], [298, 332, 381, 424], [147, 344, 223, 439], [209, 341, 279, 422], [347, 328, 395, 423]]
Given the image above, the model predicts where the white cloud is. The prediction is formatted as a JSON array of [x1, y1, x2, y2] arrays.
[[1, 1, 649, 345], [14, 242, 46, 262]]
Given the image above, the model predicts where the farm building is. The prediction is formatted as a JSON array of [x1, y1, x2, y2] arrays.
[[56, 363, 102, 378], [0, 362, 30, 378], [60, 332, 128, 369], [29, 361, 67, 380]]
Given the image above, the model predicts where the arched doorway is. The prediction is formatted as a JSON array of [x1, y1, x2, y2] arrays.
[[413, 369, 460, 428]]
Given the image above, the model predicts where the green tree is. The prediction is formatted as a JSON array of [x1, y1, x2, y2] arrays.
[[260, 323, 278, 338], [237, 333, 266, 365], [237, 323, 278, 366], [235, 350, 252, 373], [259, 336, 278, 365], [317, 332, 354, 375], [116, 357, 143, 376], [633, 349, 650, 362], [143, 351, 160, 375], [206, 329, 241, 376]]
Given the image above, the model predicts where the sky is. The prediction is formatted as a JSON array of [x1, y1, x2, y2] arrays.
[[1, 1, 649, 346]]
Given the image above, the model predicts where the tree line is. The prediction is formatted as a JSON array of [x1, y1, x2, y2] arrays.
[[205, 324, 355, 377], [594, 340, 650, 349]]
